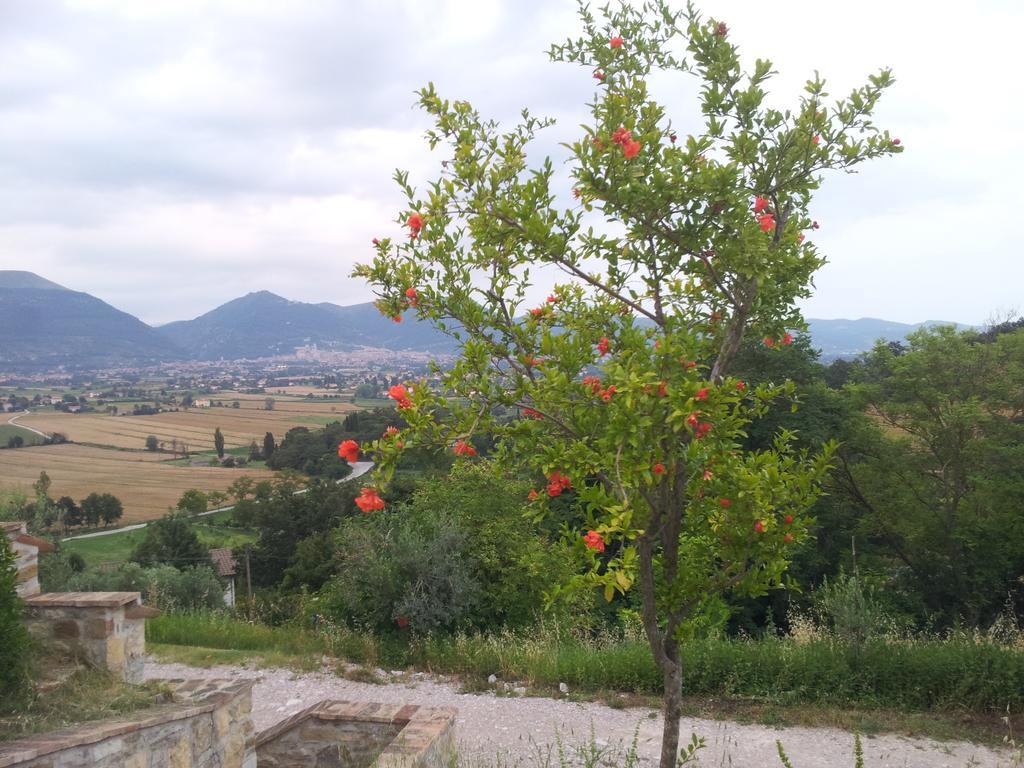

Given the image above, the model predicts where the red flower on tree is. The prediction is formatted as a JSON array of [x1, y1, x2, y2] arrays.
[[781, 332, 794, 346], [703, 468, 714, 481], [392, 315, 402, 323], [812, 134, 821, 145], [337, 439, 359, 463], [593, 70, 605, 80], [396, 615, 410, 628], [623, 139, 642, 159], [686, 412, 700, 428], [528, 490, 539, 501], [753, 196, 770, 213], [611, 127, 632, 146], [694, 422, 712, 440], [754, 520, 766, 534], [584, 530, 606, 552], [784, 514, 794, 524], [582, 375, 603, 394], [757, 213, 776, 233], [522, 408, 543, 419], [653, 462, 665, 475], [547, 471, 572, 497], [388, 384, 412, 410], [694, 387, 709, 401], [784, 533, 794, 543], [601, 385, 617, 402], [355, 487, 385, 513], [406, 213, 424, 238], [372, 238, 381, 246], [384, 426, 400, 438], [719, 498, 731, 507], [609, 36, 623, 48], [736, 381, 746, 392], [405, 287, 418, 306], [597, 337, 610, 356], [453, 440, 477, 457], [764, 337, 776, 348]]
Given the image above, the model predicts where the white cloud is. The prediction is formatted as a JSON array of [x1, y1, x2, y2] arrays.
[[0, 0, 1019, 327]]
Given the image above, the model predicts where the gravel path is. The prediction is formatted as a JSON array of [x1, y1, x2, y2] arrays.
[[145, 659, 1015, 768]]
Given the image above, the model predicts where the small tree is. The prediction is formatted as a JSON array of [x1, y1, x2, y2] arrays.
[[206, 491, 227, 510], [262, 431, 276, 460], [145, 434, 159, 451], [213, 427, 225, 459], [354, 5, 899, 767], [81, 492, 123, 528], [132, 513, 209, 569], [264, 397, 275, 411], [176, 488, 208, 516], [57, 495, 83, 531]]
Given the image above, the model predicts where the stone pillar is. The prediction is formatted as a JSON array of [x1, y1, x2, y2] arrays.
[[23, 592, 159, 683], [2, 521, 54, 598]]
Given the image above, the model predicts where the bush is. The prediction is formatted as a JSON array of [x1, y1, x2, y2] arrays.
[[0, 536, 31, 703], [319, 463, 576, 634], [66, 563, 224, 613], [145, 565, 225, 613], [38, 548, 86, 592]]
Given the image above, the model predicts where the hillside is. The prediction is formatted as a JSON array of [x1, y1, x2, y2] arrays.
[[807, 318, 972, 360], [157, 291, 457, 360], [0, 271, 183, 370]]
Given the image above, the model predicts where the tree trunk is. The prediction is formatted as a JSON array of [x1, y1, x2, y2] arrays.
[[658, 641, 683, 768]]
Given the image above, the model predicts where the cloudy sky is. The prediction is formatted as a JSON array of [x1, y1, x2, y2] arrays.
[[0, 0, 1019, 326]]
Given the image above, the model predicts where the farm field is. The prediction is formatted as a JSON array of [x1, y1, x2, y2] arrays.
[[16, 392, 358, 452], [0, 443, 276, 523]]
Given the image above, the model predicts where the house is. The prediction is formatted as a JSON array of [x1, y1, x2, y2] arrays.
[[2, 521, 55, 597], [209, 547, 239, 607]]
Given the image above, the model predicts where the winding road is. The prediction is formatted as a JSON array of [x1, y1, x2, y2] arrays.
[[5, 410, 49, 439]]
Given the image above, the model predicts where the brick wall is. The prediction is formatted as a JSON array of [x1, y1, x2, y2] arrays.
[[0, 679, 256, 768], [255, 701, 456, 768]]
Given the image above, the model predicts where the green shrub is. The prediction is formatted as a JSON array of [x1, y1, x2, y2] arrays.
[[66, 563, 224, 613], [0, 536, 31, 704], [145, 565, 225, 613], [319, 463, 575, 634]]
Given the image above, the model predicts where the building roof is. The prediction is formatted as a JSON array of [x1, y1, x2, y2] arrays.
[[209, 547, 237, 578]]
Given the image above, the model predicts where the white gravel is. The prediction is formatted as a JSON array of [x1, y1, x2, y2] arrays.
[[145, 658, 1016, 768]]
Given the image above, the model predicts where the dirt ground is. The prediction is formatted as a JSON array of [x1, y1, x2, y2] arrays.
[[145, 659, 1017, 768]]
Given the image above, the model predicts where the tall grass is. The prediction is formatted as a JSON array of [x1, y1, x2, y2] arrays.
[[147, 613, 1024, 713]]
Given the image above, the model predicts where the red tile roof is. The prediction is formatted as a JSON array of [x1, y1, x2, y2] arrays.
[[209, 547, 237, 578]]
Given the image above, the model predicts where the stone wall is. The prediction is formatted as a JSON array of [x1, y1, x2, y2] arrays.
[[22, 592, 158, 683], [0, 679, 256, 768], [255, 701, 456, 768]]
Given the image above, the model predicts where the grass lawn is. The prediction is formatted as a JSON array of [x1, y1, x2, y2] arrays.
[[64, 520, 257, 567], [0, 424, 43, 447]]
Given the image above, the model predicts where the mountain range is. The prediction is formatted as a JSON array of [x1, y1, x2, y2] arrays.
[[0, 270, 971, 371]]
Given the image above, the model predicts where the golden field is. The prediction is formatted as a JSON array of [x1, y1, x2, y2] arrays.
[[0, 392, 360, 523], [16, 393, 357, 452], [0, 444, 276, 523]]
